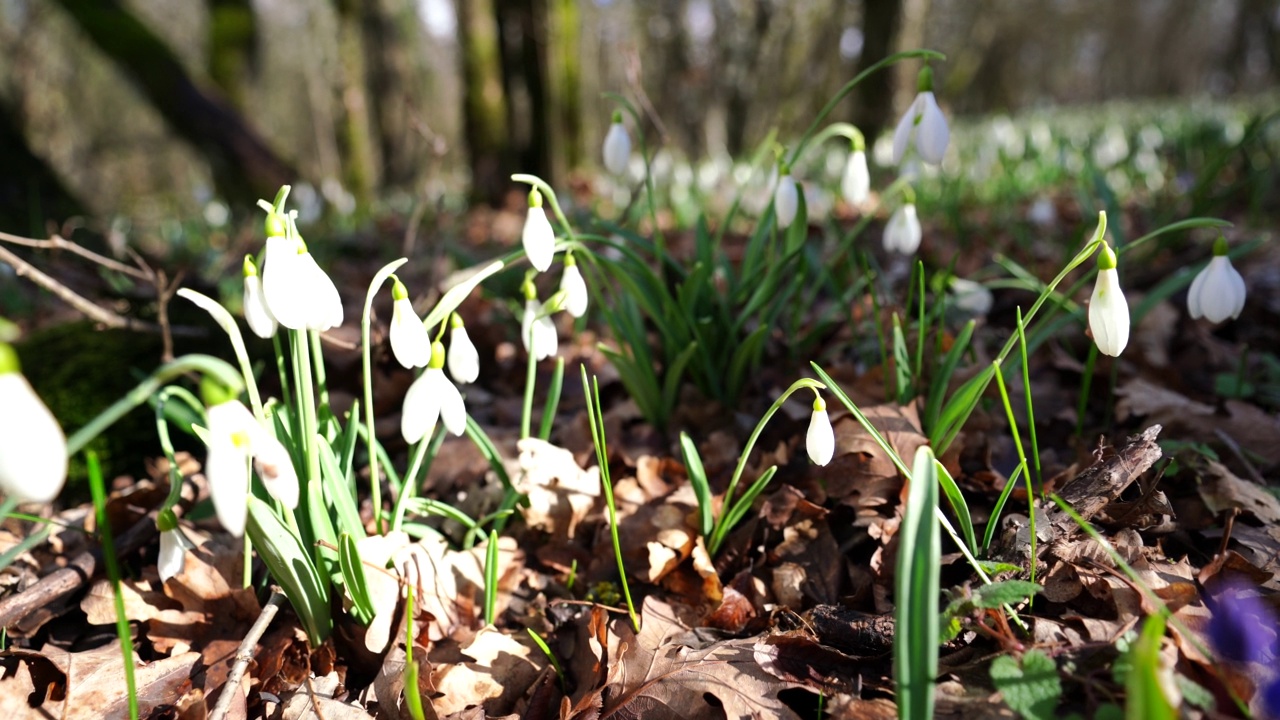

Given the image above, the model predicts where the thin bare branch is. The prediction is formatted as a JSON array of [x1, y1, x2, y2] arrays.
[[0, 243, 161, 333], [0, 230, 149, 280]]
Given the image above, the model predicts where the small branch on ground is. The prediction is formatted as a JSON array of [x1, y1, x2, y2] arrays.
[[209, 589, 287, 720]]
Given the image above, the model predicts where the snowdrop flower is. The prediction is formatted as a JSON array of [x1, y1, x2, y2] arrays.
[[841, 146, 870, 207], [1187, 237, 1245, 324], [401, 341, 467, 444], [242, 256, 277, 339], [388, 276, 431, 368], [774, 166, 799, 229], [560, 253, 589, 318], [807, 395, 834, 466], [204, 388, 298, 536], [1088, 243, 1129, 357], [522, 188, 556, 273], [0, 343, 67, 504], [602, 111, 631, 176], [949, 277, 993, 317], [447, 314, 480, 384], [156, 509, 195, 583], [260, 215, 343, 331], [520, 279, 558, 361], [884, 203, 922, 255], [892, 66, 950, 166]]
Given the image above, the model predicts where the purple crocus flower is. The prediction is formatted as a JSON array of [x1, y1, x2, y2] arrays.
[[1206, 583, 1278, 664]]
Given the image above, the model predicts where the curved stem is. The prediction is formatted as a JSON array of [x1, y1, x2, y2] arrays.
[[792, 122, 866, 171], [511, 174, 578, 245], [362, 258, 409, 534]]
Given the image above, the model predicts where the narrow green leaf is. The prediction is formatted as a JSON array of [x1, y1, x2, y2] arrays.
[[339, 533, 374, 624], [895, 446, 941, 720], [247, 497, 331, 644], [680, 433, 714, 539]]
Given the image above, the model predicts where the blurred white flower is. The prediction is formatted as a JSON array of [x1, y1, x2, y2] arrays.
[[521, 297, 558, 361], [841, 149, 870, 207], [560, 256, 589, 318], [950, 277, 993, 316], [775, 172, 799, 229], [204, 399, 298, 536], [892, 67, 949, 166], [1088, 244, 1129, 357], [402, 342, 467, 443], [242, 256, 277, 339], [156, 511, 195, 584], [522, 189, 556, 273], [602, 114, 632, 176], [1188, 239, 1245, 324], [806, 396, 834, 466], [447, 317, 480, 384], [883, 203, 922, 255], [388, 277, 431, 369], [1026, 197, 1057, 228], [0, 345, 67, 504]]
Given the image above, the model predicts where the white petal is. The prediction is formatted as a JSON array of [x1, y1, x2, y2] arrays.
[[806, 409, 835, 466], [1089, 268, 1130, 357], [0, 373, 67, 504], [158, 528, 191, 583], [892, 95, 923, 166], [841, 151, 870, 206], [602, 122, 632, 176], [261, 236, 310, 330], [252, 435, 299, 509], [243, 275, 278, 339], [1227, 262, 1246, 319], [560, 264, 589, 318], [521, 299, 538, 354], [447, 326, 481, 384], [522, 208, 556, 273], [1193, 256, 1247, 324], [205, 401, 258, 536], [1187, 263, 1207, 319], [298, 252, 343, 331], [884, 204, 922, 255], [431, 371, 468, 436], [915, 92, 950, 165], [389, 298, 432, 368], [534, 313, 558, 360], [774, 175, 799, 229], [400, 371, 440, 444]]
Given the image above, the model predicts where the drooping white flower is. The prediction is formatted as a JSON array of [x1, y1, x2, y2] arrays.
[[1089, 243, 1129, 357], [402, 341, 467, 444], [807, 396, 834, 466], [156, 510, 195, 584], [560, 255, 589, 318], [521, 297, 559, 361], [602, 113, 631, 176], [892, 67, 950, 166], [522, 189, 556, 273], [447, 315, 480, 384], [841, 149, 870, 207], [1188, 238, 1245, 324], [775, 171, 799, 229], [950, 277, 993, 317], [0, 344, 67, 504], [260, 219, 343, 331], [204, 397, 298, 536], [242, 256, 277, 339], [388, 276, 431, 369], [297, 249, 344, 331], [884, 203, 922, 254]]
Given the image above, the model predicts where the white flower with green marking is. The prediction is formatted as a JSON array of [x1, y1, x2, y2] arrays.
[[0, 344, 67, 504], [1089, 243, 1129, 357], [204, 396, 298, 536], [522, 188, 556, 273], [447, 315, 480, 384], [602, 112, 631, 176], [389, 276, 431, 369], [1188, 237, 1245, 324], [892, 66, 950, 166], [402, 341, 467, 443], [806, 396, 834, 466], [884, 203, 922, 255], [560, 255, 589, 318], [242, 255, 277, 339]]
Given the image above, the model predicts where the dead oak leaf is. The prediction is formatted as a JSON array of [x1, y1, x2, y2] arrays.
[[1198, 460, 1280, 524], [603, 596, 807, 720], [4, 644, 199, 720], [429, 626, 543, 717], [517, 438, 601, 540]]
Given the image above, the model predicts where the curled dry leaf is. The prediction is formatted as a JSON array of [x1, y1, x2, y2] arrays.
[[517, 438, 600, 539], [1, 644, 199, 720], [429, 626, 543, 716], [1198, 459, 1280, 524]]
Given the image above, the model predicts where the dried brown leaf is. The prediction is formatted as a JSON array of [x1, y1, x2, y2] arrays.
[[518, 438, 601, 539], [429, 626, 543, 716], [1197, 460, 1280, 523]]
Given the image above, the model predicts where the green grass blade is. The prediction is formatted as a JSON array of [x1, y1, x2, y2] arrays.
[[680, 432, 714, 539], [895, 446, 941, 720]]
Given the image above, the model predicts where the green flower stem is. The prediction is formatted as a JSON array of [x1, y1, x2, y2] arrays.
[[290, 330, 322, 517], [66, 354, 242, 457], [538, 357, 565, 441], [791, 122, 866, 170], [362, 259, 408, 535], [786, 49, 945, 168], [520, 338, 537, 440], [707, 378, 825, 553], [1015, 308, 1042, 495], [154, 387, 205, 514], [86, 451, 138, 720], [392, 426, 444, 531], [174, 289, 263, 419], [309, 330, 329, 415], [272, 333, 292, 415], [992, 362, 1035, 586]]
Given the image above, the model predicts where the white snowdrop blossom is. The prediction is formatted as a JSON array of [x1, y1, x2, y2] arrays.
[[521, 289, 558, 361], [388, 276, 431, 369], [1088, 243, 1129, 357], [204, 397, 298, 536], [447, 315, 480, 384], [884, 203, 922, 255], [841, 149, 870, 207], [807, 396, 834, 466], [401, 341, 467, 444], [522, 189, 556, 273], [774, 171, 799, 229], [602, 112, 631, 176], [892, 66, 950, 166], [261, 229, 343, 331], [1187, 238, 1245, 324], [560, 255, 589, 318], [0, 344, 67, 504], [156, 510, 194, 584], [296, 248, 344, 331], [950, 277, 993, 317], [242, 256, 277, 339]]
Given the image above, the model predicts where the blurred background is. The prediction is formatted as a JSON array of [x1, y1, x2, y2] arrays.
[[1, 0, 1278, 240]]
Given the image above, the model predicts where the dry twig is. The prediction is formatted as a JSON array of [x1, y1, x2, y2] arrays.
[[209, 589, 288, 720]]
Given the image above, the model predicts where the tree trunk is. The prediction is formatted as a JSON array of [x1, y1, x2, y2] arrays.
[[334, 0, 380, 205], [361, 0, 429, 189], [205, 0, 258, 110], [548, 0, 583, 176], [852, 0, 905, 144], [457, 0, 511, 206], [496, 0, 552, 184], [53, 0, 295, 205]]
